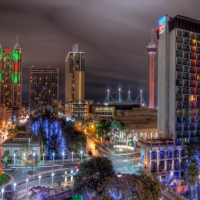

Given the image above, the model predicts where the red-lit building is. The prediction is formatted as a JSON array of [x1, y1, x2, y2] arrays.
[[0, 43, 22, 113]]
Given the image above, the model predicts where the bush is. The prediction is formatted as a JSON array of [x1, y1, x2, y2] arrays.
[[0, 172, 10, 186], [27, 171, 34, 175]]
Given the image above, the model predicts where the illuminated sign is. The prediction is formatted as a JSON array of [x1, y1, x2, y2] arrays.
[[159, 16, 166, 34]]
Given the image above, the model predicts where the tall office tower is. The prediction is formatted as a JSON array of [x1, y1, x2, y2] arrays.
[[147, 32, 157, 108], [30, 66, 59, 113], [0, 42, 22, 112], [65, 43, 85, 104], [157, 15, 200, 178]]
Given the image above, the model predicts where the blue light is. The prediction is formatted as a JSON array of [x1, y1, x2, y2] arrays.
[[159, 16, 166, 24]]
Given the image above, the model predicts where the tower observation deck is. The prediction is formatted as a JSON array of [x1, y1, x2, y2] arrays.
[[147, 30, 157, 108]]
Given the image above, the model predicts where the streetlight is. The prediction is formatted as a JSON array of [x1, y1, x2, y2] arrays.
[[13, 182, 16, 191], [26, 179, 28, 193], [1, 188, 4, 199], [62, 152, 65, 164], [13, 153, 16, 164], [43, 153, 45, 164], [71, 170, 74, 183], [38, 175, 41, 186], [80, 151, 83, 162], [53, 153, 55, 164], [23, 153, 26, 158], [71, 152, 74, 162], [33, 153, 36, 175], [52, 173, 54, 187]]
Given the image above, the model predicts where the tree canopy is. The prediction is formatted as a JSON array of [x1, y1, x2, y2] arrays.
[[73, 156, 115, 194]]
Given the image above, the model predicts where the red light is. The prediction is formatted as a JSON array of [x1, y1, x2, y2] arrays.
[[14, 63, 18, 72], [4, 49, 12, 53]]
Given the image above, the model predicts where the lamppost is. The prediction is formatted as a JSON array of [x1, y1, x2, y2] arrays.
[[43, 153, 45, 164], [1, 188, 4, 199], [33, 153, 36, 175], [39, 175, 41, 186], [80, 151, 83, 162], [13, 182, 16, 191], [26, 179, 28, 193], [53, 153, 55, 164], [62, 152, 64, 164], [52, 173, 54, 187], [13, 153, 16, 164], [71, 170, 74, 183], [71, 152, 74, 162]]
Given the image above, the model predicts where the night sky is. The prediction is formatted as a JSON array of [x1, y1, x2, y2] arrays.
[[1, 0, 200, 105]]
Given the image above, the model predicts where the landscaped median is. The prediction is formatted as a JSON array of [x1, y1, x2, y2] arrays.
[[0, 172, 14, 187]]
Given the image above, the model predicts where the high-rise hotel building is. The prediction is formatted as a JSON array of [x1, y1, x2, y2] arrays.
[[30, 66, 59, 113], [65, 43, 85, 103], [157, 15, 200, 178], [0, 43, 22, 112]]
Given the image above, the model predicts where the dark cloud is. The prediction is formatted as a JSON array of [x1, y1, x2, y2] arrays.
[[1, 0, 200, 105]]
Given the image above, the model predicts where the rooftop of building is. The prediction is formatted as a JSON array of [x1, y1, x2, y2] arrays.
[[2, 132, 41, 146], [138, 137, 174, 146]]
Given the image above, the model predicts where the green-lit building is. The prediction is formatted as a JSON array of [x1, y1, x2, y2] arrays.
[[0, 43, 22, 112]]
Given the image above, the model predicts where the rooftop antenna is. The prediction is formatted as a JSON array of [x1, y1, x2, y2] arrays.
[[104, 89, 114, 103], [135, 90, 146, 106], [17, 35, 19, 43], [116, 88, 123, 103], [127, 91, 132, 101]]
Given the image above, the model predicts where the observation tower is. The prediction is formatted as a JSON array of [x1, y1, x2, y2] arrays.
[[147, 30, 157, 108]]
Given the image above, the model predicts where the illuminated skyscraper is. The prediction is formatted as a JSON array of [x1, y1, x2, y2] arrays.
[[147, 31, 157, 108], [65, 43, 85, 104], [30, 66, 59, 113], [0, 42, 22, 111]]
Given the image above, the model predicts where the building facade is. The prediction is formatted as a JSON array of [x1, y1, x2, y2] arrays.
[[156, 15, 200, 179], [0, 43, 22, 113], [65, 43, 85, 104], [30, 66, 59, 113]]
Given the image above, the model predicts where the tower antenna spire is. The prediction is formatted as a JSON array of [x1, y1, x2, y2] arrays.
[[151, 29, 154, 44], [17, 35, 18, 43]]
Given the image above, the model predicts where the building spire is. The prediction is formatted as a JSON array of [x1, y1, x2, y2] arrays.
[[14, 35, 20, 49], [151, 29, 154, 44]]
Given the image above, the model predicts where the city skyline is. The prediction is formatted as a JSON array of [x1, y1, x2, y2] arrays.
[[2, 1, 200, 104]]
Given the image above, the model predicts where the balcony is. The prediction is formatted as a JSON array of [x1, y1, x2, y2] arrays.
[[175, 124, 182, 131], [176, 94, 182, 101], [189, 125, 196, 131], [176, 132, 182, 138], [190, 40, 196, 46], [176, 117, 182, 123], [176, 102, 182, 108], [197, 68, 200, 74], [197, 48, 200, 54], [190, 88, 196, 94], [191, 46, 196, 53], [177, 58, 182, 65], [176, 37, 183, 43], [183, 31, 189, 38], [197, 103, 200, 109], [190, 103, 196, 109], [197, 35, 200, 41], [197, 55, 200, 61], [175, 139, 182, 146], [184, 95, 189, 101], [197, 131, 200, 137], [183, 117, 189, 123], [174, 150, 179, 158], [174, 159, 179, 170], [177, 44, 182, 51], [190, 131, 196, 137], [197, 110, 200, 116], [183, 45, 189, 52], [183, 73, 189, 80], [184, 81, 189, 87], [190, 60, 196, 66], [183, 87, 189, 94], [190, 74, 196, 80], [183, 110, 189, 116], [190, 117, 196, 122], [176, 109, 182, 116], [197, 125, 200, 130], [190, 34, 196, 39], [184, 39, 189, 45], [183, 125, 189, 131], [197, 41, 200, 48], [176, 51, 183, 58], [197, 75, 200, 81], [176, 81, 182, 87], [197, 89, 200, 95], [197, 61, 200, 67], [183, 59, 189, 65], [176, 65, 182, 72], [183, 101, 189, 108], [177, 30, 182, 37], [176, 73, 182, 79], [166, 151, 172, 158], [190, 67, 196, 73], [189, 81, 196, 87], [151, 152, 157, 160]]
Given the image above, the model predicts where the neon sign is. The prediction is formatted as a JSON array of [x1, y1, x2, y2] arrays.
[[159, 16, 166, 34]]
